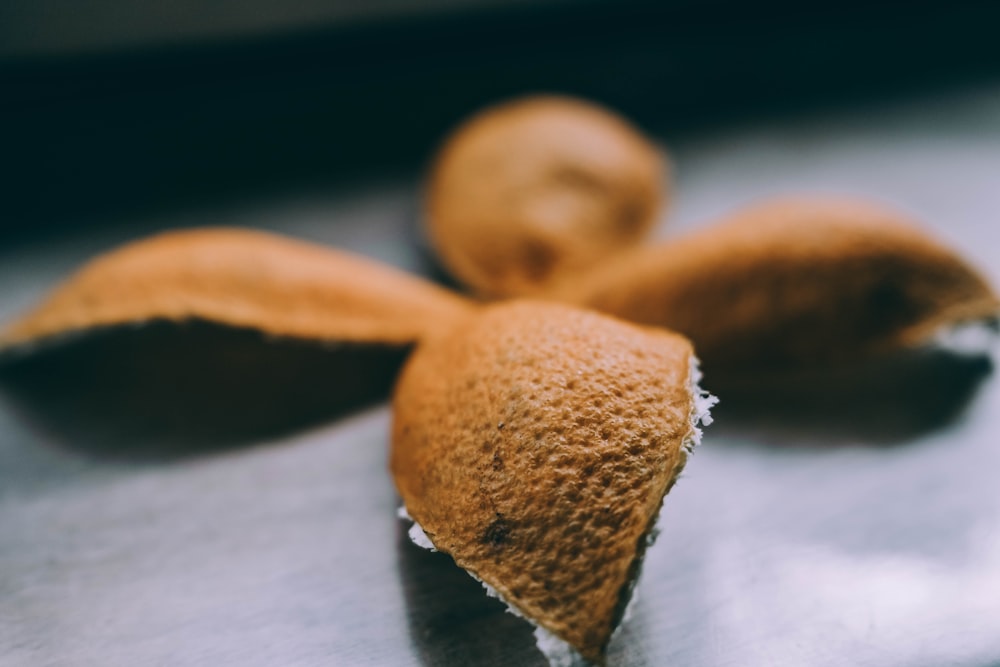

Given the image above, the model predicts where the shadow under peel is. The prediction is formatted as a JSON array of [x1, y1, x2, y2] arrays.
[[0, 319, 410, 460], [395, 518, 547, 667], [706, 348, 994, 446]]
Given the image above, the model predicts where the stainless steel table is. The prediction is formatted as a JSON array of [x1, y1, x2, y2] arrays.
[[2, 83, 999, 666]]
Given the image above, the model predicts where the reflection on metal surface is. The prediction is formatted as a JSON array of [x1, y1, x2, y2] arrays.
[[708, 527, 1000, 667]]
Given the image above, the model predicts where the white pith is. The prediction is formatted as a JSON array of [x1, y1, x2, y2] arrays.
[[931, 320, 999, 357]]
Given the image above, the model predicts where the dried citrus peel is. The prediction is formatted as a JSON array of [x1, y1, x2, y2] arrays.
[[552, 197, 999, 373], [391, 301, 716, 665], [398, 356, 715, 667], [425, 95, 667, 298], [0, 227, 476, 354]]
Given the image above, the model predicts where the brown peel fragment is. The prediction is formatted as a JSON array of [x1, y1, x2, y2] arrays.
[[391, 301, 714, 665], [555, 197, 999, 373], [426, 95, 667, 298], [0, 227, 475, 352]]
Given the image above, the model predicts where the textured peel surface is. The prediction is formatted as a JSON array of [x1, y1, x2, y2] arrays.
[[0, 227, 475, 352], [555, 197, 1000, 372], [426, 95, 666, 298], [391, 301, 709, 663]]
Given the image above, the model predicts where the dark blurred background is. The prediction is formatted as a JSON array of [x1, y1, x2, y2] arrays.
[[3, 0, 1000, 241]]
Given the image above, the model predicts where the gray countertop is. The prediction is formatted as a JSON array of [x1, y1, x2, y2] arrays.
[[2, 83, 1000, 666]]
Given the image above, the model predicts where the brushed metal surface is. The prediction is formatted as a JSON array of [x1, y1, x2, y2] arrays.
[[2, 84, 1000, 666]]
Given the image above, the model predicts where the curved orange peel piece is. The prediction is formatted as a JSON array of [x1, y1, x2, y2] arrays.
[[553, 197, 999, 372], [0, 227, 476, 353], [392, 301, 714, 665]]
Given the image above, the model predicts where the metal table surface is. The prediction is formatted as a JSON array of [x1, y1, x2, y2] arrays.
[[2, 83, 1000, 667]]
